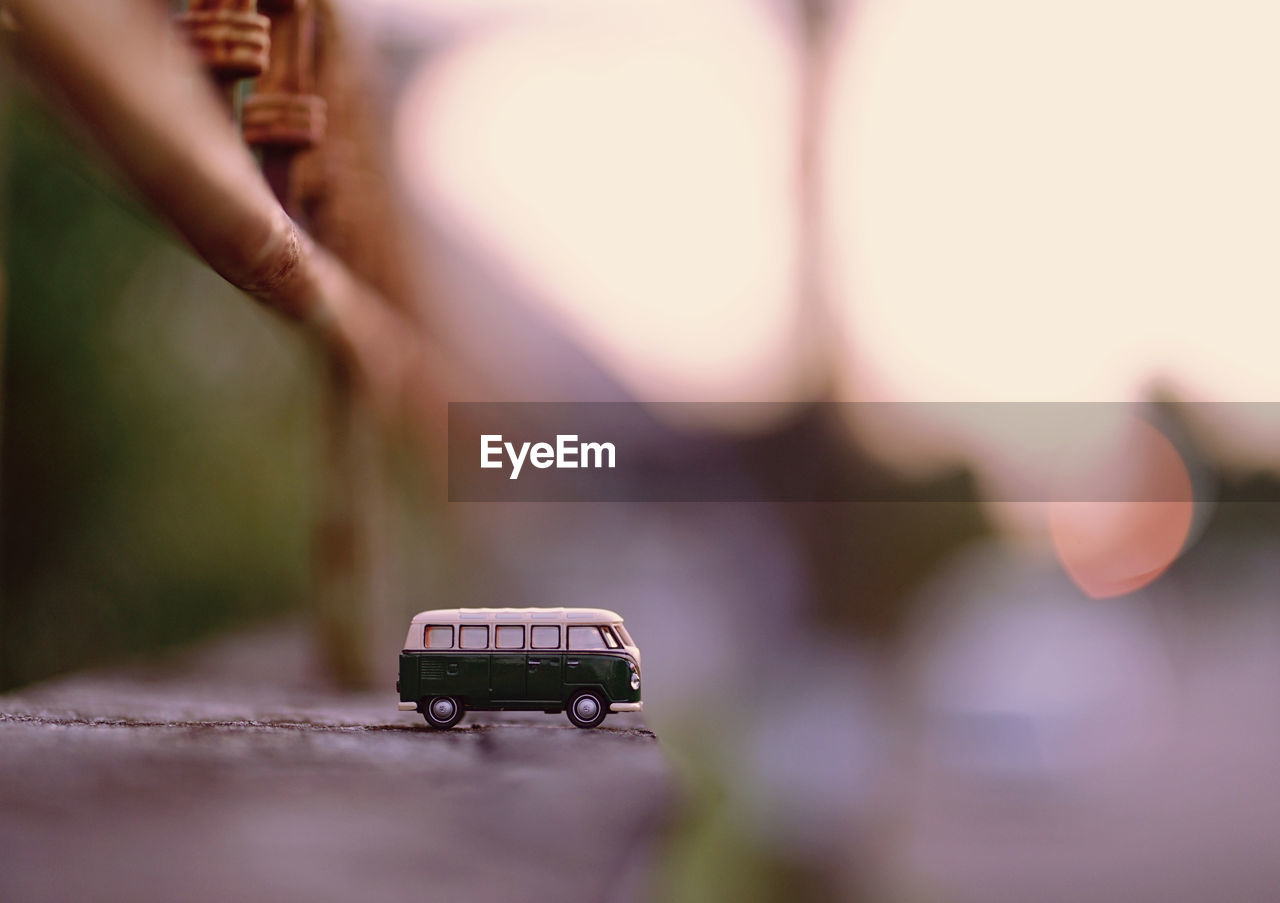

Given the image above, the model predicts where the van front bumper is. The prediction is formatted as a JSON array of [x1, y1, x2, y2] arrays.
[[610, 702, 643, 713], [397, 701, 417, 711]]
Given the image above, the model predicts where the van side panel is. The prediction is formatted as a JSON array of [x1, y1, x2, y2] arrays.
[[401, 653, 490, 705], [490, 653, 526, 699], [450, 653, 490, 702], [402, 649, 639, 710], [527, 654, 564, 703]]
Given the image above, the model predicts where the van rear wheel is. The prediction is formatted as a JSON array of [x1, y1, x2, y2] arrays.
[[566, 691, 607, 729], [422, 695, 465, 729]]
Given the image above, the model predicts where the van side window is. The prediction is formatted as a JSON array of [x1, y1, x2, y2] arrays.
[[495, 625, 524, 649], [601, 627, 621, 649], [531, 625, 560, 649], [424, 625, 453, 648], [459, 625, 488, 649], [568, 626, 608, 650]]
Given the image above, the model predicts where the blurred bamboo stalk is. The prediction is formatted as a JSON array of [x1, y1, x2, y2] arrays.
[[178, 0, 389, 687], [313, 355, 380, 686], [793, 0, 841, 392], [5, 0, 458, 686], [0, 40, 10, 691]]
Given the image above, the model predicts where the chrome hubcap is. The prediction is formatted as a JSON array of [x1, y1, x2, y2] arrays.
[[574, 696, 600, 721], [431, 698, 456, 720]]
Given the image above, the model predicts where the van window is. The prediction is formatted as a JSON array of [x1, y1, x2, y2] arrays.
[[568, 626, 608, 650], [459, 625, 488, 649], [531, 625, 560, 649], [424, 625, 453, 648], [614, 624, 633, 646], [495, 625, 524, 649], [601, 627, 621, 649]]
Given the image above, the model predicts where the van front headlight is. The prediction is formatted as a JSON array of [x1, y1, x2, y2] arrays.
[[629, 662, 641, 691]]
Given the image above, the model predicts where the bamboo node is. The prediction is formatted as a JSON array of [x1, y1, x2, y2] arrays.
[[175, 8, 270, 80], [243, 92, 326, 148]]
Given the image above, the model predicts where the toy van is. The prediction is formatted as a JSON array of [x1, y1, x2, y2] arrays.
[[397, 607, 643, 729]]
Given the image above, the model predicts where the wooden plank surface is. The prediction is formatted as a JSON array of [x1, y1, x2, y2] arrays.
[[0, 622, 672, 903]]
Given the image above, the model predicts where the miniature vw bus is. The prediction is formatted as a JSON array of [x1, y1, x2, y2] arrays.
[[397, 607, 643, 729]]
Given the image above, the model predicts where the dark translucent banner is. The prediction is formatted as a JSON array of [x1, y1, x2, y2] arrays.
[[447, 402, 1278, 502]]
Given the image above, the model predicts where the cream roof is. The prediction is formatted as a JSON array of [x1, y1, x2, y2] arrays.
[[409, 607, 625, 624]]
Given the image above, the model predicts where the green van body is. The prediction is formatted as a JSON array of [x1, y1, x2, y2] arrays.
[[398, 648, 641, 713]]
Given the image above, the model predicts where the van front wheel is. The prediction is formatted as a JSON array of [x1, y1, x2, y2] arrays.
[[566, 691, 607, 729], [422, 696, 465, 729]]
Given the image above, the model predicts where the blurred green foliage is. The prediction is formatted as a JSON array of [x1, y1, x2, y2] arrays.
[[1, 96, 319, 690]]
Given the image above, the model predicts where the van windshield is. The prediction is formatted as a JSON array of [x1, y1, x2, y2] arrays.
[[568, 626, 608, 650], [614, 624, 633, 646]]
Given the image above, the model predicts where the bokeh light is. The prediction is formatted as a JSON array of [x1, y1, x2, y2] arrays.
[[1049, 417, 1193, 597], [396, 0, 805, 406], [828, 0, 1280, 405]]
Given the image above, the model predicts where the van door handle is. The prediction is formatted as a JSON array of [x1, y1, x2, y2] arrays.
[[567, 659, 579, 666], [527, 659, 540, 666]]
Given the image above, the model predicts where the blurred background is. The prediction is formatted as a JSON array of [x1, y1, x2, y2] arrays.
[[5, 0, 1280, 901]]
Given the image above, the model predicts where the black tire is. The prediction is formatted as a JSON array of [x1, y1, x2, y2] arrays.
[[565, 690, 608, 729], [422, 695, 465, 729]]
